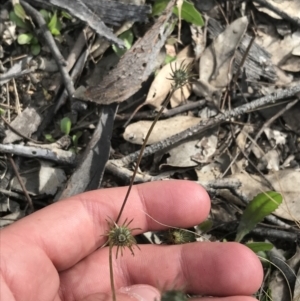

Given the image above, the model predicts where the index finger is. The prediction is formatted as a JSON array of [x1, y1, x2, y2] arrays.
[[2, 180, 210, 270]]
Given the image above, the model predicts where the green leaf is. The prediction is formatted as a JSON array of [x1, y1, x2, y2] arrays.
[[17, 33, 33, 45], [174, 1, 204, 26], [50, 27, 61, 36], [61, 11, 72, 19], [165, 54, 176, 64], [246, 242, 274, 253], [60, 117, 72, 135], [48, 11, 58, 33], [40, 9, 51, 23], [14, 3, 27, 21], [152, 0, 169, 16], [256, 251, 270, 268], [236, 191, 282, 242], [31, 43, 41, 55], [31, 36, 39, 45], [112, 29, 134, 57], [152, 0, 204, 26], [197, 220, 213, 233], [0, 108, 5, 116], [72, 131, 82, 147], [44, 133, 55, 143], [9, 11, 31, 30]]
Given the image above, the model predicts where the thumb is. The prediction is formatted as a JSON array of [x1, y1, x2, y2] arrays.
[[80, 284, 161, 301]]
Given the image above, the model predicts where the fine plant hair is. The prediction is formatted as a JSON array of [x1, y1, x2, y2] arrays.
[[105, 60, 195, 301]]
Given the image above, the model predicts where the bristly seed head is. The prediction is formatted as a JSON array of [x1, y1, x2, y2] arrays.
[[106, 218, 141, 258], [167, 60, 194, 89], [161, 290, 188, 301], [160, 228, 196, 245]]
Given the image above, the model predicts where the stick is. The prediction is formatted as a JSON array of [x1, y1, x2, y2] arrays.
[[114, 84, 300, 167], [20, 1, 75, 98]]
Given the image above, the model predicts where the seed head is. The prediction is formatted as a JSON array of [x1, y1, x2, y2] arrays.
[[106, 218, 140, 258], [160, 229, 196, 245], [161, 290, 188, 301], [168, 60, 194, 88]]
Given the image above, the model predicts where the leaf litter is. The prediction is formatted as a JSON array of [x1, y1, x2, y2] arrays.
[[2, 1, 300, 299]]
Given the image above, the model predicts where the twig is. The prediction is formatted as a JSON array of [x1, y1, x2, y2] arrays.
[[113, 84, 300, 167], [0, 144, 76, 165], [54, 49, 89, 114], [0, 188, 29, 202], [34, 38, 89, 140], [253, 0, 300, 28], [20, 1, 75, 98], [251, 226, 297, 243], [116, 99, 206, 122], [254, 99, 299, 144], [26, 0, 124, 47], [5, 82, 10, 121], [165, 100, 207, 117], [10, 58, 21, 115], [245, 98, 299, 157], [7, 155, 34, 213], [0, 69, 32, 84], [104, 162, 154, 183]]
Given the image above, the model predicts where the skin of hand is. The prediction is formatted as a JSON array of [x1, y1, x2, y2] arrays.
[[0, 180, 263, 301]]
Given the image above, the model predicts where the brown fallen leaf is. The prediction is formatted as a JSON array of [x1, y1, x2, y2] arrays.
[[123, 115, 201, 145], [74, 0, 176, 105], [194, 16, 248, 107]]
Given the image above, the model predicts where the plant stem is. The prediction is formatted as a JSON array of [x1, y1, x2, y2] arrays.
[[109, 242, 117, 301], [115, 89, 176, 224]]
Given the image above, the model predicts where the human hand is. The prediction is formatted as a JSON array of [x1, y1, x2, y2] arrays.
[[0, 180, 262, 301]]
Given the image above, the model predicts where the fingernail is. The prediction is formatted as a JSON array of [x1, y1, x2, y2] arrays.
[[119, 284, 160, 301]]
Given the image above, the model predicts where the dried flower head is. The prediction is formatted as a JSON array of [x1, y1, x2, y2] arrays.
[[160, 228, 196, 245], [106, 218, 140, 258], [161, 290, 188, 301], [168, 60, 194, 88]]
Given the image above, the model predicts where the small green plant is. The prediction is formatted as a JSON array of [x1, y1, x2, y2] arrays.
[[60, 116, 72, 136], [161, 290, 188, 301], [71, 131, 82, 153], [152, 0, 204, 26], [112, 29, 134, 57], [9, 4, 66, 55], [44, 117, 82, 153], [235, 191, 282, 242]]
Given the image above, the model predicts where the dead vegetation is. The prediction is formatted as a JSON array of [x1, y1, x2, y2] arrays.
[[1, 0, 300, 300]]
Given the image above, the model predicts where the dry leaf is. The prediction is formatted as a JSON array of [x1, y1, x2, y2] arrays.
[[193, 16, 248, 108], [163, 139, 200, 168], [123, 115, 200, 145], [254, 0, 300, 20], [4, 107, 42, 144], [74, 0, 176, 104], [190, 24, 206, 60], [192, 129, 218, 163], [264, 128, 287, 145], [199, 16, 248, 87], [257, 30, 300, 72]]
